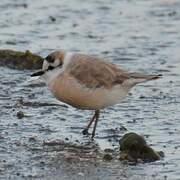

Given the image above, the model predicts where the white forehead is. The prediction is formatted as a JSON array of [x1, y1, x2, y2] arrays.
[[52, 59, 60, 66], [42, 59, 48, 70]]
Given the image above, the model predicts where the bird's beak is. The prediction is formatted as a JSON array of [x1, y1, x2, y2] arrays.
[[31, 70, 45, 77]]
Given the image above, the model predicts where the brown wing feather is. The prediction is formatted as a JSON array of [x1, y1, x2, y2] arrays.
[[67, 54, 130, 89]]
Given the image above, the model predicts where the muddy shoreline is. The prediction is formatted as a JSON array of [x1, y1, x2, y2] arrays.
[[0, 0, 180, 179]]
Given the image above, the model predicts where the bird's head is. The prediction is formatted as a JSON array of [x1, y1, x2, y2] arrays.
[[31, 51, 65, 77]]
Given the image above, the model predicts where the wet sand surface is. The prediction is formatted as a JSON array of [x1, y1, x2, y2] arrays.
[[0, 0, 180, 179]]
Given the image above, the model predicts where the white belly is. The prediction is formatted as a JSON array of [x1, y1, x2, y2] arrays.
[[101, 85, 129, 108]]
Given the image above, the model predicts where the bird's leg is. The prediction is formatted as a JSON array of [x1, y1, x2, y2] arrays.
[[82, 111, 97, 135], [91, 110, 100, 140]]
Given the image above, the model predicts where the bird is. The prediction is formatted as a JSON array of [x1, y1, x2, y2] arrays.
[[31, 51, 161, 139]]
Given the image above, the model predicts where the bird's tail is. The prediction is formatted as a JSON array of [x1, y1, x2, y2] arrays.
[[126, 73, 162, 85], [130, 73, 162, 81]]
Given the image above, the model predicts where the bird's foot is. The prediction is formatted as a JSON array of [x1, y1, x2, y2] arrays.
[[91, 135, 95, 141], [82, 128, 90, 135]]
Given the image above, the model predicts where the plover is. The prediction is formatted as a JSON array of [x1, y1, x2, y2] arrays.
[[31, 51, 161, 139]]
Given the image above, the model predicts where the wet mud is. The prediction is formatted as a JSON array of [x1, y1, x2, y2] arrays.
[[0, 0, 180, 179]]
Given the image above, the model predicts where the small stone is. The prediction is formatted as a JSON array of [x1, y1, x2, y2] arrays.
[[65, 137, 69, 141], [16, 111, 24, 119], [103, 154, 113, 161], [75, 139, 79, 143], [104, 148, 114, 153], [158, 151, 165, 158], [102, 51, 109, 55], [23, 3, 28, 8], [28, 136, 37, 142], [49, 16, 56, 22], [72, 23, 78, 27], [40, 161, 45, 165], [120, 126, 127, 131], [87, 34, 96, 39], [139, 95, 146, 99]]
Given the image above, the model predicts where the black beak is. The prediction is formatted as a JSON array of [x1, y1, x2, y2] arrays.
[[30, 66, 55, 77], [31, 71, 45, 77]]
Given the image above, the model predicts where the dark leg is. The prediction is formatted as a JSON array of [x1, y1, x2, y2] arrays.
[[91, 110, 100, 140], [82, 111, 97, 135]]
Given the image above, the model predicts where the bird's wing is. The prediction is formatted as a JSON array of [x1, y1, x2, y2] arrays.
[[67, 54, 130, 89]]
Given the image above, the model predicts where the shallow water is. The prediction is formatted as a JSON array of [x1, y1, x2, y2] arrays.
[[0, 0, 180, 179]]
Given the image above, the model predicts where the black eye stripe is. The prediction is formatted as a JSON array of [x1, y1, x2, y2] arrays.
[[45, 55, 54, 63], [47, 63, 62, 71], [47, 66, 54, 71]]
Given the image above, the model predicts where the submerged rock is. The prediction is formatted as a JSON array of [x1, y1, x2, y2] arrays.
[[119, 132, 164, 162], [0, 49, 43, 69]]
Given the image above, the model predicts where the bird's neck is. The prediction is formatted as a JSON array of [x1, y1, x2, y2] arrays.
[[42, 67, 62, 85]]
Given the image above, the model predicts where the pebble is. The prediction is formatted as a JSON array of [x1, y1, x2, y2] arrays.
[[49, 16, 56, 22], [28, 136, 37, 142], [72, 23, 78, 27], [16, 111, 24, 119], [65, 137, 69, 141]]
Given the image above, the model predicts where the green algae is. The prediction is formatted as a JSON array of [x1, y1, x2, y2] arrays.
[[119, 133, 164, 162], [0, 49, 43, 70]]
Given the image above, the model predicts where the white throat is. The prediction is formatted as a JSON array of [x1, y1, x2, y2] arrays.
[[42, 52, 74, 84]]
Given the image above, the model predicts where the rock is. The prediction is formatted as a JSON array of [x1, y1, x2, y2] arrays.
[[49, 16, 56, 22], [0, 49, 43, 70], [120, 133, 146, 152], [65, 137, 69, 141], [140, 145, 161, 162], [16, 172, 20, 176], [119, 132, 163, 162], [16, 111, 24, 119], [28, 136, 37, 142]]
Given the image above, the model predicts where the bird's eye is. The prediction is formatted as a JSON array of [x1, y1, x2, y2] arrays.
[[45, 55, 54, 63]]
